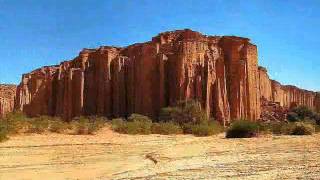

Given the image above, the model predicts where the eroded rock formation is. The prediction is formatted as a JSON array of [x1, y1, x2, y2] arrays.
[[0, 84, 16, 117], [14, 29, 320, 124]]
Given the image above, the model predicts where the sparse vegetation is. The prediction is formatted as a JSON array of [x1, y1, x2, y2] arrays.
[[226, 120, 259, 138], [111, 118, 128, 134], [73, 116, 106, 135], [0, 122, 8, 142], [112, 101, 223, 136], [125, 114, 152, 135], [0, 112, 108, 141], [49, 118, 69, 133], [151, 122, 182, 135], [258, 121, 315, 136], [111, 114, 153, 135], [27, 116, 49, 134], [159, 100, 208, 125], [190, 121, 224, 137], [1, 103, 320, 143], [287, 112, 299, 122], [2, 111, 29, 134], [290, 122, 315, 135], [291, 106, 314, 120]]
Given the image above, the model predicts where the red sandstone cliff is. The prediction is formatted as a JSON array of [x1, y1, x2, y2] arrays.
[[14, 29, 320, 124], [0, 84, 16, 117]]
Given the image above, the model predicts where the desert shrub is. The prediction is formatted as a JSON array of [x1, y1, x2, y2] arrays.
[[287, 112, 299, 122], [262, 122, 290, 135], [264, 121, 315, 135], [27, 116, 50, 134], [158, 107, 181, 122], [49, 118, 68, 133], [111, 118, 128, 133], [112, 114, 152, 135], [126, 114, 152, 134], [87, 118, 106, 135], [181, 123, 194, 134], [180, 120, 223, 136], [290, 122, 314, 135], [315, 125, 320, 133], [128, 114, 152, 123], [72, 116, 106, 135], [73, 116, 100, 135], [292, 106, 314, 119], [226, 120, 259, 138], [190, 121, 224, 137], [312, 113, 320, 126], [2, 111, 29, 134], [151, 122, 182, 135], [159, 100, 208, 125], [0, 122, 8, 142]]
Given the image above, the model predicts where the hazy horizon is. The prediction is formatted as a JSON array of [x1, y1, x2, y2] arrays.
[[1, 0, 319, 91]]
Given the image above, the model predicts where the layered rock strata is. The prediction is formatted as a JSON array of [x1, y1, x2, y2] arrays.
[[0, 84, 16, 117], [14, 29, 320, 124]]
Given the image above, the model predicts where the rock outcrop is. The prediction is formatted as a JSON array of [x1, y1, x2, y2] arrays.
[[14, 29, 320, 124], [0, 84, 16, 117]]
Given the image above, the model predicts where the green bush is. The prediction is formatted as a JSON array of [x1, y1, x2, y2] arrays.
[[74, 117, 90, 135], [158, 107, 181, 122], [2, 111, 29, 134], [128, 114, 152, 123], [262, 121, 315, 135], [0, 122, 8, 142], [287, 112, 299, 122], [190, 121, 223, 137], [72, 116, 106, 135], [262, 122, 290, 135], [226, 120, 259, 138], [49, 118, 68, 133], [27, 116, 50, 134], [312, 113, 320, 126], [290, 122, 314, 135], [111, 118, 128, 133], [151, 122, 182, 135], [88, 118, 106, 135], [112, 114, 152, 135], [181, 123, 194, 134], [292, 106, 314, 119], [159, 100, 208, 125], [181, 120, 223, 136]]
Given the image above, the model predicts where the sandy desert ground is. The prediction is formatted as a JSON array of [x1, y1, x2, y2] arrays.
[[1, 127, 320, 180]]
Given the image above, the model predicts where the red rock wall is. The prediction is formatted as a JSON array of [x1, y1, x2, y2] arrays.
[[14, 29, 320, 123], [258, 67, 273, 101], [258, 68, 319, 112], [315, 93, 320, 112], [0, 85, 16, 117], [271, 80, 317, 110]]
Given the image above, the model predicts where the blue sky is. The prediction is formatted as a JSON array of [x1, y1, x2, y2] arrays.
[[0, 0, 319, 91]]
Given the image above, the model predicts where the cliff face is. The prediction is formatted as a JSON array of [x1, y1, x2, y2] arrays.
[[14, 29, 320, 123], [0, 84, 16, 117], [258, 65, 318, 110]]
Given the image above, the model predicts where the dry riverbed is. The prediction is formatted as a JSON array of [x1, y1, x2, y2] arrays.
[[1, 127, 320, 180]]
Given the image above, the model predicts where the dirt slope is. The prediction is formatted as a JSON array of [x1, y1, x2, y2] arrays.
[[1, 127, 320, 180]]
